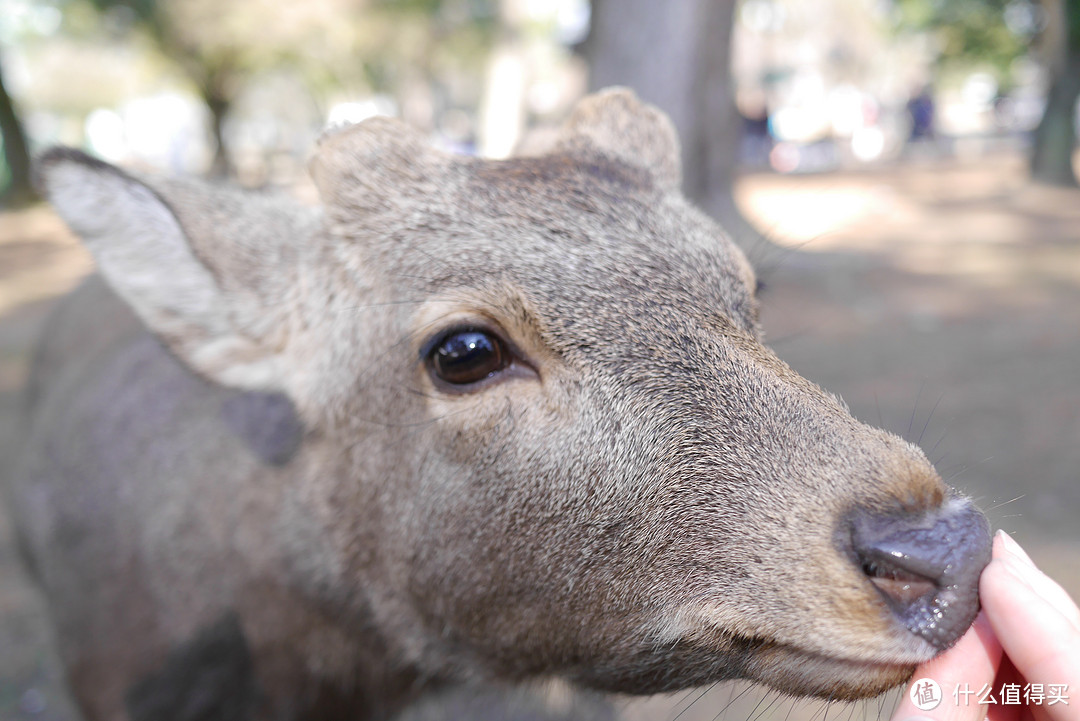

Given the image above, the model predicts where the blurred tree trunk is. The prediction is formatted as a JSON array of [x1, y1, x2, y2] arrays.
[[1031, 0, 1080, 186], [204, 87, 233, 178], [586, 0, 761, 247], [0, 52, 37, 208], [138, 6, 238, 178], [178, 51, 238, 179]]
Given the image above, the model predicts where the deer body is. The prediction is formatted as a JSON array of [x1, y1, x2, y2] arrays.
[[8, 90, 991, 721]]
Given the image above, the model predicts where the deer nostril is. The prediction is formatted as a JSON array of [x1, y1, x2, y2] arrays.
[[850, 499, 992, 650]]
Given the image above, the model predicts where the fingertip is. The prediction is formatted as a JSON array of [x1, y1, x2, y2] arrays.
[[993, 530, 1035, 568], [982, 548, 1079, 624]]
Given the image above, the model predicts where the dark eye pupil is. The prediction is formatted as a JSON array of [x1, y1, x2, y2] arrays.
[[431, 330, 506, 385]]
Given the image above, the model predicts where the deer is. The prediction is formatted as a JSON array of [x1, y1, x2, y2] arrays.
[[6, 88, 991, 721]]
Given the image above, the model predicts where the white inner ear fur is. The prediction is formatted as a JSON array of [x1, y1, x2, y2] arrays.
[[47, 161, 225, 339], [45, 159, 285, 391]]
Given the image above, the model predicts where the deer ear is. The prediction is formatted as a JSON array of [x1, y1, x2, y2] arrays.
[[557, 87, 681, 192], [309, 116, 446, 215], [38, 148, 313, 391]]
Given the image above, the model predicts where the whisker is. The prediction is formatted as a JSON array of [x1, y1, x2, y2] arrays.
[[749, 690, 784, 721], [712, 682, 739, 721], [927, 428, 951, 463], [667, 688, 700, 718], [986, 494, 1026, 511], [782, 695, 798, 721], [906, 382, 925, 441], [709, 683, 756, 721], [942, 455, 994, 484], [742, 689, 772, 721], [671, 685, 712, 721], [821, 695, 835, 721], [917, 392, 945, 447]]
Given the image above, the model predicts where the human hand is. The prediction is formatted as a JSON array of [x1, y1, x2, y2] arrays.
[[891, 530, 1080, 721]]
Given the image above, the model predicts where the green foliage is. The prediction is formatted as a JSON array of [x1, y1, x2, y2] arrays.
[[892, 0, 1037, 81], [0, 137, 11, 195], [1068, 0, 1080, 50], [50, 0, 502, 102]]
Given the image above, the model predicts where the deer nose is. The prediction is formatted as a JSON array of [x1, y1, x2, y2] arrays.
[[850, 499, 992, 650]]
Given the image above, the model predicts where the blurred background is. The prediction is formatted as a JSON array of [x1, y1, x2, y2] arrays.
[[1, 0, 1079, 719]]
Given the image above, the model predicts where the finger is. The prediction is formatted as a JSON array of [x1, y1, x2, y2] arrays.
[[891, 612, 1002, 721], [995, 532, 1080, 632], [987, 655, 1025, 721], [980, 558, 1080, 721]]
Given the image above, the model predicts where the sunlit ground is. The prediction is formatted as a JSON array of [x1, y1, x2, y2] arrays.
[[739, 153, 1080, 291], [1, 149, 1079, 720]]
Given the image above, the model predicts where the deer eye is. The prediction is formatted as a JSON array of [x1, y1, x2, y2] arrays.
[[428, 328, 509, 386]]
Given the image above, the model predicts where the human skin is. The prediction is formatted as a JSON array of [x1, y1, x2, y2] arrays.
[[891, 531, 1080, 721]]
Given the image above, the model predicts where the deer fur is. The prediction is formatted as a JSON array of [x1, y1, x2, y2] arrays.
[[7, 89, 987, 721]]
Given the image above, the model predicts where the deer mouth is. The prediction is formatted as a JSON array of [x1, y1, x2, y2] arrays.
[[862, 558, 938, 607], [848, 498, 991, 651], [743, 641, 918, 700], [568, 616, 928, 701], [742, 499, 991, 700]]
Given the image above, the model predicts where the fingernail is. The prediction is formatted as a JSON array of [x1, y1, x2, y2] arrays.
[[996, 529, 1036, 567]]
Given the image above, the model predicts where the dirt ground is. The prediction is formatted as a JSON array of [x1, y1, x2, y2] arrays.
[[0, 152, 1077, 720]]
